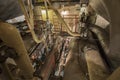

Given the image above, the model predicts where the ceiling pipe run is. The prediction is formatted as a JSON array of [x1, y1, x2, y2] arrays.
[[90, 24, 109, 54], [107, 67, 120, 80], [84, 45, 110, 80]]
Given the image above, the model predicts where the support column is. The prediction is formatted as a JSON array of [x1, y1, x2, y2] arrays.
[[0, 22, 34, 80]]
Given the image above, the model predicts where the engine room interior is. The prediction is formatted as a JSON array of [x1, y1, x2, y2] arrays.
[[0, 0, 120, 80]]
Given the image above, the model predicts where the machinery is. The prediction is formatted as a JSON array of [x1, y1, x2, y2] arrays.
[[0, 0, 120, 80]]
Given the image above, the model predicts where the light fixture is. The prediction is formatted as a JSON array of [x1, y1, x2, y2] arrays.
[[61, 10, 69, 16], [41, 10, 46, 14]]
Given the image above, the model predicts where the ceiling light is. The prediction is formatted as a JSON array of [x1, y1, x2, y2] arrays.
[[61, 11, 69, 16]]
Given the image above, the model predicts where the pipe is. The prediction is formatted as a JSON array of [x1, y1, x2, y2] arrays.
[[84, 45, 110, 80], [107, 67, 120, 80], [0, 22, 34, 80], [90, 24, 113, 70], [90, 24, 109, 54], [45, 0, 81, 37], [18, 0, 44, 43]]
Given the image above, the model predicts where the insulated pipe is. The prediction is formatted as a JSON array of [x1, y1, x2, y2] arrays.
[[107, 67, 120, 80], [90, 24, 109, 54], [84, 45, 110, 80], [18, 0, 44, 43], [0, 22, 34, 80], [45, 0, 81, 37], [89, 0, 120, 69], [90, 25, 113, 71]]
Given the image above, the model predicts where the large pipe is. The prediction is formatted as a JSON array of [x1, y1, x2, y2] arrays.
[[107, 67, 120, 80], [90, 24, 109, 54], [0, 21, 34, 80], [90, 0, 120, 69], [84, 45, 110, 80], [89, 25, 113, 70], [45, 0, 81, 37]]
